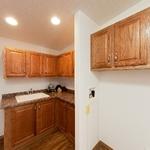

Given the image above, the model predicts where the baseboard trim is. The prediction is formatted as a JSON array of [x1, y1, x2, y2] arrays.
[[93, 140, 113, 150]]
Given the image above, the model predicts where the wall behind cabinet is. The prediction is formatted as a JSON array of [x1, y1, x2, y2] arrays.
[[99, 70, 150, 150], [97, 1, 150, 150], [74, 1, 150, 150], [58, 77, 74, 90], [0, 37, 60, 136]]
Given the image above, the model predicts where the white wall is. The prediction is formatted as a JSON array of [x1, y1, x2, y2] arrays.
[[75, 11, 99, 150], [98, 1, 150, 150], [58, 77, 74, 90], [99, 71, 150, 150], [97, 0, 150, 30], [0, 37, 60, 136]]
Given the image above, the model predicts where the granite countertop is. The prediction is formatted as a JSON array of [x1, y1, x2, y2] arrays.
[[0, 90, 74, 109]]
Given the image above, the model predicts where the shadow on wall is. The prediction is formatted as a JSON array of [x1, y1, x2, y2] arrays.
[[93, 70, 150, 87]]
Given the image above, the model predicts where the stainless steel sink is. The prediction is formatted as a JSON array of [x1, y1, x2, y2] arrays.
[[15, 93, 49, 103]]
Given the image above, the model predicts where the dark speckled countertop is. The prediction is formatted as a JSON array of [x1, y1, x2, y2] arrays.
[[0, 89, 74, 109]]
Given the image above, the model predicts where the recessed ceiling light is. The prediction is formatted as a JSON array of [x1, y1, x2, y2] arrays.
[[5, 17, 18, 26], [51, 16, 61, 25]]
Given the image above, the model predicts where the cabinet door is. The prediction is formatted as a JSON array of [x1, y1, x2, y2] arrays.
[[26, 52, 42, 77], [55, 99, 66, 132], [43, 55, 57, 76], [5, 48, 26, 77], [57, 56, 64, 76], [114, 13, 147, 67], [66, 104, 75, 141], [57, 52, 74, 77], [91, 26, 114, 69], [63, 52, 74, 77], [36, 100, 55, 134], [12, 104, 35, 145]]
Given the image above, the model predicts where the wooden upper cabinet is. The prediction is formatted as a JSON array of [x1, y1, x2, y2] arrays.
[[4, 48, 74, 77], [57, 55, 64, 76], [5, 48, 26, 77], [91, 26, 114, 69], [26, 52, 43, 77], [114, 13, 147, 67], [68, 51, 74, 76], [11, 104, 35, 146], [57, 52, 74, 77], [91, 8, 150, 70], [36, 100, 55, 134], [63, 52, 74, 76], [43, 55, 57, 76]]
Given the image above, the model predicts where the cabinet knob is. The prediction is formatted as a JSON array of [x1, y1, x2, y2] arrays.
[[38, 105, 41, 109], [114, 55, 118, 61], [114, 52, 118, 62]]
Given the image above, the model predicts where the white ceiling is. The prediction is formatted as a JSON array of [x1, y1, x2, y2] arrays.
[[0, 0, 140, 50]]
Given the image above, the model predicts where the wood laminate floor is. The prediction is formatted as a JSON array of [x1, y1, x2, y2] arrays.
[[0, 131, 74, 150]]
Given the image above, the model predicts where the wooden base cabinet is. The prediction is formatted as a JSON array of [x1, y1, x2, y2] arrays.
[[55, 99, 75, 142], [66, 103, 75, 141], [4, 99, 55, 150], [11, 104, 36, 146], [55, 99, 66, 132], [4, 98, 74, 149], [36, 100, 55, 134]]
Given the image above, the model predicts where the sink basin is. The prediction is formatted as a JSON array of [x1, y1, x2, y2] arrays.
[[15, 93, 49, 103]]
